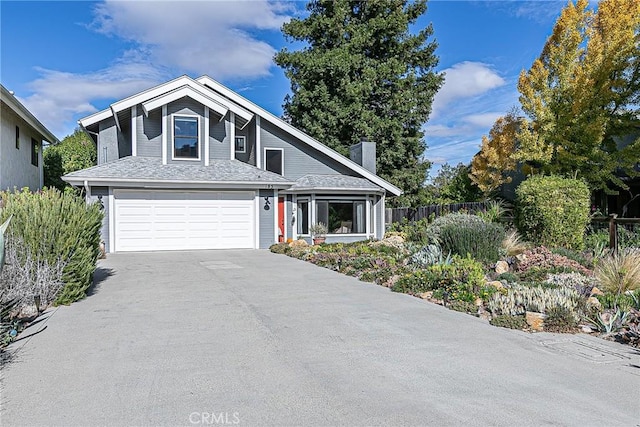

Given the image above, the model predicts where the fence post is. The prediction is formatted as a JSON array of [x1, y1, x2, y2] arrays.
[[608, 213, 618, 254]]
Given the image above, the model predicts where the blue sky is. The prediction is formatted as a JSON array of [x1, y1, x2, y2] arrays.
[[1, 0, 572, 177]]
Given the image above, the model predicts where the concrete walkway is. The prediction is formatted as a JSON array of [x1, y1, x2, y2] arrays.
[[1, 250, 639, 426]]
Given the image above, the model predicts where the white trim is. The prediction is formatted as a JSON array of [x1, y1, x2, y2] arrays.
[[204, 107, 210, 166], [234, 135, 247, 154], [254, 191, 260, 249], [255, 116, 261, 168], [366, 196, 371, 237], [108, 187, 115, 253], [273, 189, 278, 243], [161, 105, 167, 165], [282, 195, 287, 242], [381, 195, 386, 236], [373, 195, 377, 238], [229, 112, 236, 160], [263, 147, 284, 176], [171, 114, 201, 161], [197, 75, 401, 196], [1, 85, 58, 144], [63, 176, 294, 188], [142, 85, 228, 118], [294, 196, 311, 238], [314, 196, 368, 235], [131, 106, 137, 156], [310, 194, 316, 228], [111, 106, 121, 132], [79, 75, 253, 128]]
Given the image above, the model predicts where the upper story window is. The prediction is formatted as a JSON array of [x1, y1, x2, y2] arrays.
[[31, 138, 39, 167], [15, 126, 20, 149], [235, 136, 247, 154], [173, 116, 199, 159], [264, 148, 283, 175]]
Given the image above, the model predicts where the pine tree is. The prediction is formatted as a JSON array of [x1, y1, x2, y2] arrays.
[[275, 0, 444, 206]]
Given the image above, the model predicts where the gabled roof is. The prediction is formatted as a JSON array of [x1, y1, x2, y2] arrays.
[[63, 156, 293, 188], [141, 85, 228, 119], [197, 76, 402, 196], [1, 84, 59, 144], [78, 75, 253, 128]]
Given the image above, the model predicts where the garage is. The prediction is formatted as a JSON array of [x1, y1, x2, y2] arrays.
[[114, 190, 256, 252]]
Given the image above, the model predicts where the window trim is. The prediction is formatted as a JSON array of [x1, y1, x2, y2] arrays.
[[296, 197, 311, 236], [234, 135, 247, 154], [315, 197, 368, 236], [171, 114, 201, 161], [15, 126, 20, 149], [263, 147, 284, 176], [31, 138, 39, 167]]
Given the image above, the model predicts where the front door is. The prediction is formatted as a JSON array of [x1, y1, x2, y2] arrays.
[[278, 196, 285, 242]]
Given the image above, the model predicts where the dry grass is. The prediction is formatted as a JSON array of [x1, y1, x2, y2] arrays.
[[502, 230, 529, 256], [595, 249, 640, 294]]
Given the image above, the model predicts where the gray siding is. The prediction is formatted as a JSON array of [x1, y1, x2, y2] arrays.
[[167, 98, 206, 165], [98, 118, 119, 164], [259, 189, 275, 249], [118, 118, 132, 158], [234, 118, 256, 166], [137, 108, 162, 157], [209, 118, 229, 160], [88, 186, 110, 252], [285, 195, 293, 240], [260, 121, 353, 179]]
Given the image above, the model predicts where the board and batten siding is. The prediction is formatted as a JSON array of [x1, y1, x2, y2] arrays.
[[259, 121, 353, 179], [259, 189, 275, 249], [137, 107, 162, 157], [209, 118, 229, 160], [234, 117, 256, 166], [98, 117, 119, 164]]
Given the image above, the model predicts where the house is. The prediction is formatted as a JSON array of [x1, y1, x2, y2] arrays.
[[63, 75, 402, 252], [1, 84, 58, 191]]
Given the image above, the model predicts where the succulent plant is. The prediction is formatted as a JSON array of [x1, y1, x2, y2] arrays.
[[488, 284, 581, 321], [408, 244, 451, 268]]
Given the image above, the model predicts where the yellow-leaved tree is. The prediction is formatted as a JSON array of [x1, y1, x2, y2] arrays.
[[516, 0, 640, 192], [470, 111, 520, 195]]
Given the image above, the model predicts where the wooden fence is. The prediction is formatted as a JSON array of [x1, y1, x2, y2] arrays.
[[591, 215, 640, 252], [385, 202, 489, 224]]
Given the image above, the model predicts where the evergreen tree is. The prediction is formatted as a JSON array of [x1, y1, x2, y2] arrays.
[[275, 0, 444, 206], [44, 129, 96, 190]]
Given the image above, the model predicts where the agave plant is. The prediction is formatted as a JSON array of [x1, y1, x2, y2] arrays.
[[0, 215, 11, 274]]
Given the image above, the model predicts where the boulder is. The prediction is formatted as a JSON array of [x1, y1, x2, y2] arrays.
[[590, 287, 604, 296], [586, 296, 601, 310], [487, 280, 504, 290], [418, 291, 433, 300], [289, 239, 308, 248], [525, 311, 546, 332], [495, 260, 509, 274]]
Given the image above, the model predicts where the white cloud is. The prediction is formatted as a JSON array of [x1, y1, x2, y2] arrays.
[[431, 61, 505, 117], [19, 0, 292, 138], [462, 112, 503, 128], [90, 0, 291, 80]]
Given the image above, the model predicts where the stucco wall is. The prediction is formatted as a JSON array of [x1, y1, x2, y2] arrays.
[[1, 103, 42, 191]]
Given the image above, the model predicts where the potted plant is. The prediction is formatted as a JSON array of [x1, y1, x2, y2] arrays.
[[310, 222, 328, 245]]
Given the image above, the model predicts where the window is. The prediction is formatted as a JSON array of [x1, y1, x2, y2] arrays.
[[173, 116, 199, 159], [235, 136, 247, 154], [31, 138, 39, 167], [297, 200, 309, 235], [265, 148, 283, 175], [316, 200, 366, 234], [15, 126, 19, 149]]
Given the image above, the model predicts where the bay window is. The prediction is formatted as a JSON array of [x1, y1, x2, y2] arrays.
[[315, 200, 366, 234]]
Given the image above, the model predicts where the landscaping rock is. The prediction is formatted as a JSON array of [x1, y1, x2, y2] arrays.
[[495, 260, 509, 274], [418, 291, 433, 300], [525, 311, 546, 332], [581, 325, 594, 334], [478, 308, 491, 321], [289, 239, 308, 248], [487, 280, 504, 290], [590, 287, 604, 296], [515, 253, 527, 263], [586, 296, 601, 310], [474, 297, 483, 307]]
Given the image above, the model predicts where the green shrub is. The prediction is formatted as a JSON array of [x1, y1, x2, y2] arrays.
[[489, 314, 527, 330], [544, 305, 579, 333], [550, 247, 591, 268], [387, 218, 434, 245], [428, 213, 486, 238], [437, 220, 505, 264], [488, 285, 581, 319], [392, 255, 490, 303], [448, 300, 477, 314], [269, 243, 289, 254], [515, 175, 590, 249], [0, 188, 103, 305]]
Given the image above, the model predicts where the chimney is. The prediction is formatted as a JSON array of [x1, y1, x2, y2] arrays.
[[349, 137, 376, 174]]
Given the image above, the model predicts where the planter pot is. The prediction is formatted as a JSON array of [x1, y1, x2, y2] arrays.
[[313, 237, 326, 245]]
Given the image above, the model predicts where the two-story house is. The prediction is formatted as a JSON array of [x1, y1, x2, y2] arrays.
[[63, 75, 401, 252], [1, 84, 59, 191]]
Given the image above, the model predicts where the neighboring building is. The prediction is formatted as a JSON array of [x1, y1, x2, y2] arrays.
[[64, 75, 401, 252], [1, 84, 58, 191]]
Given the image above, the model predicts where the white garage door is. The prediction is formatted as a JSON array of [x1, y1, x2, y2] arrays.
[[114, 190, 255, 252]]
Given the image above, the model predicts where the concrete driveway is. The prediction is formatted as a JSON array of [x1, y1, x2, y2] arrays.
[[1, 250, 639, 426]]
